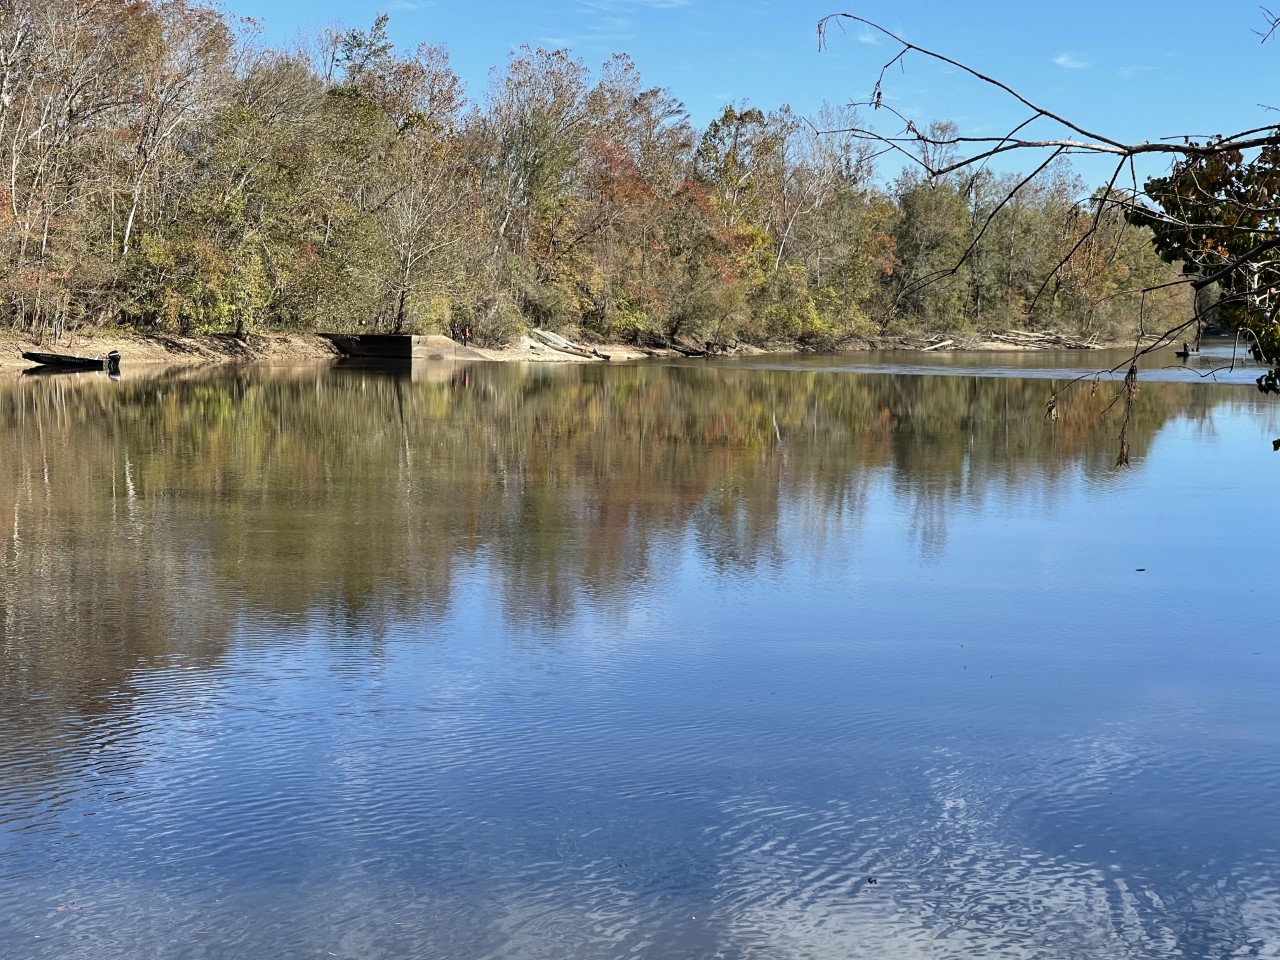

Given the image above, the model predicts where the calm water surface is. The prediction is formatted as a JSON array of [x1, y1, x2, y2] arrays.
[[1, 353, 1278, 959]]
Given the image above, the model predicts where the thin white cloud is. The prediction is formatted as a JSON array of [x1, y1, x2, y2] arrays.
[[1118, 64, 1156, 79], [554, 0, 696, 51], [577, 0, 695, 9], [1053, 52, 1088, 69], [539, 12, 635, 49]]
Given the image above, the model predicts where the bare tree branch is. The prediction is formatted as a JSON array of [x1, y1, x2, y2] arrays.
[[1256, 5, 1280, 42], [818, 9, 1280, 417]]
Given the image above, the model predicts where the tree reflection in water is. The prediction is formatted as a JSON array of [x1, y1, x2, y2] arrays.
[[0, 358, 1240, 669]]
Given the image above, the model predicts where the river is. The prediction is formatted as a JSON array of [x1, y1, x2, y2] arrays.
[[1, 347, 1277, 959]]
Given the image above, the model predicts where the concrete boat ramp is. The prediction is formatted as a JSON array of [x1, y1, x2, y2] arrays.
[[322, 334, 487, 361]]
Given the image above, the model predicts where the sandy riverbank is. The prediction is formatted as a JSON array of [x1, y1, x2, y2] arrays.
[[0, 329, 1130, 371], [1, 330, 343, 368], [0, 330, 665, 369]]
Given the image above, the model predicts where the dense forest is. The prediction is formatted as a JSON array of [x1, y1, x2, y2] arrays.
[[1, 0, 1192, 347]]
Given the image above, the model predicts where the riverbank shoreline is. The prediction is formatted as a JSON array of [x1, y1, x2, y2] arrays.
[[0, 329, 1146, 370]]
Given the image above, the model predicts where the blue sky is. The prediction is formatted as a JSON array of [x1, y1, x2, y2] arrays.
[[223, 0, 1278, 186]]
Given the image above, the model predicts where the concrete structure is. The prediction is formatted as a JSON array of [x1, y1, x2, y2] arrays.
[[322, 334, 486, 361]]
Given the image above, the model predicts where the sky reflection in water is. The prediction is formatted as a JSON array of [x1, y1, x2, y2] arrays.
[[0, 357, 1277, 959]]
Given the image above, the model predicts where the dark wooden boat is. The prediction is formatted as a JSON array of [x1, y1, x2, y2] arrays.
[[21, 349, 120, 372]]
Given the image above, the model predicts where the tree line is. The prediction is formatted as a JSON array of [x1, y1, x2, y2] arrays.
[[1, 0, 1190, 347]]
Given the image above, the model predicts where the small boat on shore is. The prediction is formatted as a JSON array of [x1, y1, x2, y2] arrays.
[[531, 329, 610, 361], [21, 349, 121, 372]]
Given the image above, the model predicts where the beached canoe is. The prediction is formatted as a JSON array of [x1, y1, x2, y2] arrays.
[[21, 349, 121, 372]]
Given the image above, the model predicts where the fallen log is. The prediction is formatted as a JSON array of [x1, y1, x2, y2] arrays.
[[988, 329, 1098, 350]]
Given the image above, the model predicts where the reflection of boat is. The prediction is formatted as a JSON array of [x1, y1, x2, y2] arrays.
[[22, 349, 120, 372], [531, 329, 610, 361], [22, 365, 102, 378]]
